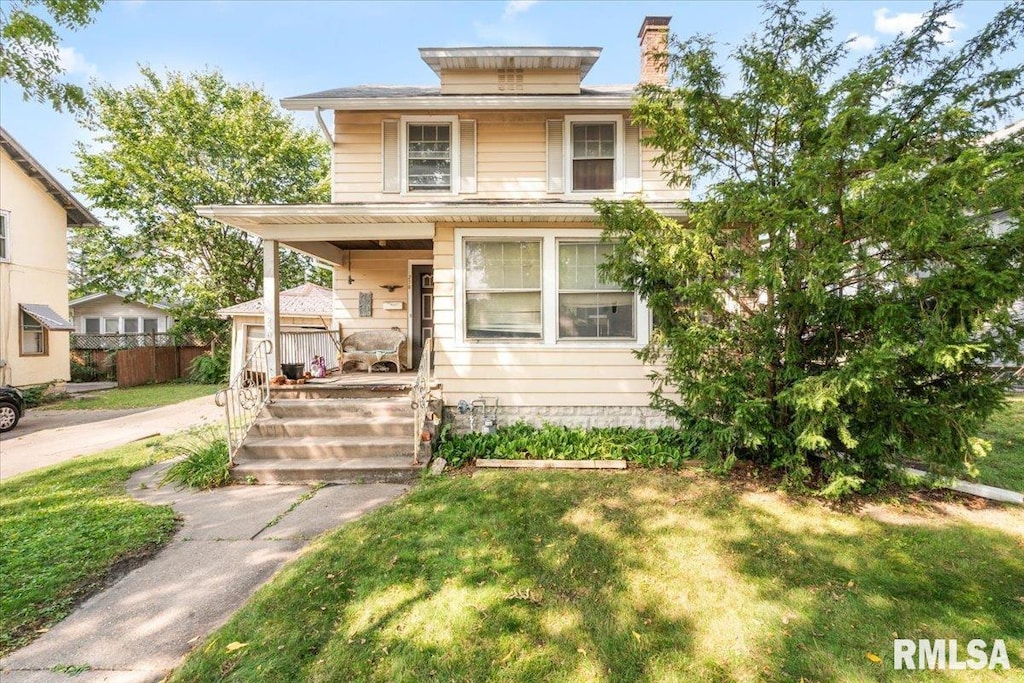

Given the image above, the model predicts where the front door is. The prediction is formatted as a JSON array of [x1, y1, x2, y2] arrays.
[[411, 265, 434, 369]]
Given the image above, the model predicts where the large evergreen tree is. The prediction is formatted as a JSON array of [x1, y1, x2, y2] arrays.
[[597, 0, 1024, 495], [71, 67, 331, 336]]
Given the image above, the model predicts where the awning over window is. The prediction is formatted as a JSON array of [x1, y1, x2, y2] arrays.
[[20, 304, 74, 331]]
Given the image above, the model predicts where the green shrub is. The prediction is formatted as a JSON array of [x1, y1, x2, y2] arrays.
[[160, 432, 232, 489], [188, 344, 230, 384], [70, 358, 105, 382], [437, 423, 694, 469], [18, 383, 66, 409]]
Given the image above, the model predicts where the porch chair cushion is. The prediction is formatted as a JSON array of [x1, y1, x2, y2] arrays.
[[339, 329, 406, 373]]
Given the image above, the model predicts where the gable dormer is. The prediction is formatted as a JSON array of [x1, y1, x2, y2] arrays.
[[419, 47, 602, 95]]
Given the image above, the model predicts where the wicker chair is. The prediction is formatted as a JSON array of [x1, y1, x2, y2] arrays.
[[339, 329, 406, 373]]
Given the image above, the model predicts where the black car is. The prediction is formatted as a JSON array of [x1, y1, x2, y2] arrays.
[[0, 386, 25, 433]]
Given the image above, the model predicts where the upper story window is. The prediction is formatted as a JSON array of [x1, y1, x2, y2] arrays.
[[407, 123, 452, 192], [572, 123, 616, 191], [0, 211, 9, 261]]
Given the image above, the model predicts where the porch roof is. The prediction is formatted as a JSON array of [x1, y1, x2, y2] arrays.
[[196, 200, 686, 230], [197, 201, 687, 266]]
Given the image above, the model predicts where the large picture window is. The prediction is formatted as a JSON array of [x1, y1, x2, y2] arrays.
[[464, 240, 542, 339], [571, 122, 615, 191], [558, 242, 635, 339], [407, 123, 451, 192], [20, 310, 47, 355]]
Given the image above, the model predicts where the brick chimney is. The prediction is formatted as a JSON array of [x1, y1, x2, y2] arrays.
[[638, 16, 671, 85]]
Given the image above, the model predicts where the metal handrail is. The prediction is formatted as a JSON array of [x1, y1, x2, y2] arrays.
[[215, 339, 273, 465], [410, 336, 435, 465]]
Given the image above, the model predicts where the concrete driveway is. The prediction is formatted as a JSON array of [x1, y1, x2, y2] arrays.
[[0, 395, 223, 481]]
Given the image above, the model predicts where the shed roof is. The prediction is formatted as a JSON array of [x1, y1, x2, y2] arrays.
[[218, 283, 333, 318]]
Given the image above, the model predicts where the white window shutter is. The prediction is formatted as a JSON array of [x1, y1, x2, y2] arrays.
[[382, 119, 400, 193], [624, 122, 642, 193], [546, 119, 564, 194], [459, 119, 477, 194]]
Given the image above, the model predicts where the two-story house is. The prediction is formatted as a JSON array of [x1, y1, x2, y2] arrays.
[[199, 16, 685, 434], [0, 127, 99, 389]]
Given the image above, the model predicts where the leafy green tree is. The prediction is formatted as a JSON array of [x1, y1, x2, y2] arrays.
[[0, 0, 102, 112], [597, 0, 1024, 496], [72, 67, 331, 337]]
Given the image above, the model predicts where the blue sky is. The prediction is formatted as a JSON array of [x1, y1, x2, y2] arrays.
[[0, 0, 1013, 203]]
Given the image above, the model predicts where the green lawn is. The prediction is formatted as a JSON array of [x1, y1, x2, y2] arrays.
[[0, 439, 178, 655], [169, 471, 1024, 682], [976, 395, 1024, 493], [41, 383, 219, 411]]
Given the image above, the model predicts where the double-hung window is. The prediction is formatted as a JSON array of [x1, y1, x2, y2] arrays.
[[571, 122, 616, 191], [21, 310, 46, 355], [558, 242, 635, 339], [464, 240, 542, 339], [407, 123, 452, 192]]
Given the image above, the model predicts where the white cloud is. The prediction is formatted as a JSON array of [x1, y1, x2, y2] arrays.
[[502, 0, 538, 21], [58, 46, 98, 79], [847, 32, 878, 51], [874, 8, 964, 43], [475, 0, 545, 45]]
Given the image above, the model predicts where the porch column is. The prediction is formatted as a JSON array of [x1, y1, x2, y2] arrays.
[[263, 239, 281, 377]]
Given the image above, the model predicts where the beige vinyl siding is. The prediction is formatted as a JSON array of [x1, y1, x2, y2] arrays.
[[640, 129, 683, 201], [331, 249, 432, 337], [332, 110, 687, 202], [430, 223, 658, 407], [440, 69, 581, 95]]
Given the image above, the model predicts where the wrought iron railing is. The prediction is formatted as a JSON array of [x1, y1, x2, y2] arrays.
[[215, 338, 273, 465], [410, 337, 435, 465]]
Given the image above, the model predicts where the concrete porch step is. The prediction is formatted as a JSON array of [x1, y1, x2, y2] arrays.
[[238, 435, 420, 461], [252, 415, 415, 438], [270, 384, 412, 400], [265, 398, 414, 419], [231, 457, 423, 485]]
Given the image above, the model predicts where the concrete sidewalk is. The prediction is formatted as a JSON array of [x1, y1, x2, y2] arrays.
[[0, 461, 408, 682], [0, 395, 222, 480]]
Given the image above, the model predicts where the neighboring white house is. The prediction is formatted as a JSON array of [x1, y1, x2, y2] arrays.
[[218, 283, 337, 379], [69, 292, 175, 336], [0, 126, 99, 388]]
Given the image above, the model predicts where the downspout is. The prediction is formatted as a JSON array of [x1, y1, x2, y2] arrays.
[[313, 107, 334, 144], [314, 106, 335, 203]]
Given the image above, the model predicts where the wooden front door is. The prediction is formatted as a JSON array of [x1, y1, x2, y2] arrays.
[[411, 265, 434, 369]]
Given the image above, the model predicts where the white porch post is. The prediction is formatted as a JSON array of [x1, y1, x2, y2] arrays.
[[263, 239, 281, 377]]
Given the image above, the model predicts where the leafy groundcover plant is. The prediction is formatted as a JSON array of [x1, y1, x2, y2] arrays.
[[437, 423, 694, 469]]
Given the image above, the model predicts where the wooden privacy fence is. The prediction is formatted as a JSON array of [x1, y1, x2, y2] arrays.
[[116, 345, 210, 387]]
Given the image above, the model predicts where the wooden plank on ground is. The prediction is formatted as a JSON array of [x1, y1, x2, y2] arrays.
[[476, 459, 627, 470]]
